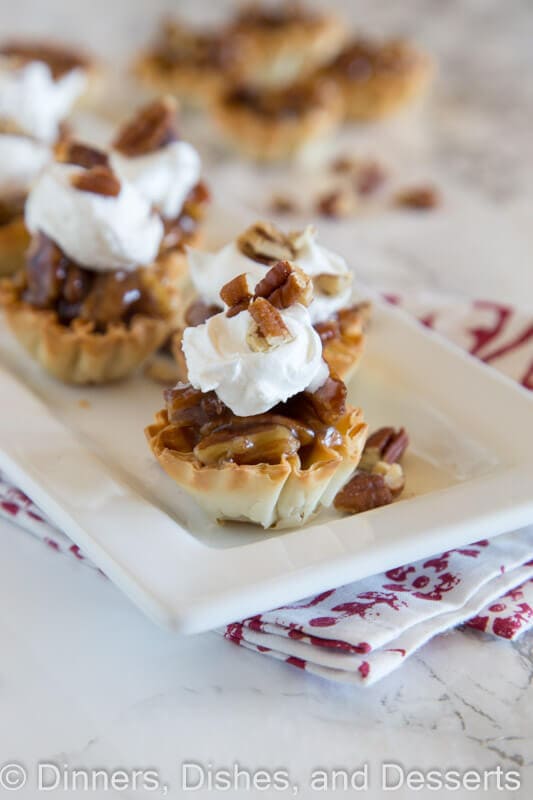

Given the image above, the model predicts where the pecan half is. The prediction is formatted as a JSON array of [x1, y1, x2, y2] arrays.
[[194, 423, 299, 466], [361, 426, 409, 471], [71, 166, 121, 197], [313, 272, 352, 297], [220, 273, 253, 315], [58, 141, 109, 169], [334, 472, 393, 514], [113, 97, 179, 157], [185, 300, 221, 327], [236, 221, 295, 265], [254, 260, 312, 308], [247, 296, 293, 351]]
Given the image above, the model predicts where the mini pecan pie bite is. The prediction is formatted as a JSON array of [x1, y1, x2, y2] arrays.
[[146, 263, 367, 528], [1, 144, 171, 384], [226, 1, 346, 87], [0, 42, 90, 275], [213, 79, 341, 161], [175, 221, 369, 382], [134, 18, 241, 107], [320, 38, 433, 121], [112, 97, 210, 323]]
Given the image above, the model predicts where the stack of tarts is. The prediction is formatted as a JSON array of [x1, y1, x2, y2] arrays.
[[0, 39, 93, 275], [134, 1, 433, 161], [172, 221, 370, 385], [146, 262, 368, 528]]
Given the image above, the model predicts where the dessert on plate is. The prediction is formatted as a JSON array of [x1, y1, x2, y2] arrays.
[[146, 262, 367, 528], [319, 37, 433, 120], [1, 144, 171, 384], [133, 18, 240, 108], [226, 1, 345, 87], [174, 221, 369, 382], [212, 78, 341, 161], [0, 42, 90, 275], [112, 97, 210, 322]]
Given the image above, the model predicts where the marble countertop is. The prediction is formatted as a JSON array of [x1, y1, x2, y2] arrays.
[[0, 1, 532, 797]]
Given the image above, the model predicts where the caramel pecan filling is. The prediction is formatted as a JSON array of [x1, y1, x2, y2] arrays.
[[21, 233, 167, 330], [163, 371, 347, 466], [0, 40, 89, 79], [160, 181, 210, 253], [222, 81, 331, 119], [0, 195, 25, 227], [329, 39, 420, 79]]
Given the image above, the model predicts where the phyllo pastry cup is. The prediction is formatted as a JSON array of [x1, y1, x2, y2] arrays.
[[146, 387, 367, 529], [322, 38, 433, 121], [2, 272, 170, 385], [316, 301, 371, 383]]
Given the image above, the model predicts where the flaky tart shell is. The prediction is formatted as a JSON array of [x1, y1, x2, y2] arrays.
[[212, 89, 342, 161], [0, 216, 30, 277], [232, 16, 346, 87], [1, 284, 170, 385], [333, 49, 433, 120], [146, 405, 367, 529], [134, 54, 225, 107]]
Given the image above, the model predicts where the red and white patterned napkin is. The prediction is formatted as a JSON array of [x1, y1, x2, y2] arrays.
[[1, 291, 532, 686]]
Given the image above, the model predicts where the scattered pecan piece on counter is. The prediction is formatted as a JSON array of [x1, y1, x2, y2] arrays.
[[360, 426, 409, 471], [316, 187, 355, 219], [236, 221, 295, 265], [247, 296, 293, 351], [221, 273, 254, 316], [269, 195, 298, 215], [255, 260, 312, 309], [355, 161, 387, 195], [394, 185, 440, 210], [334, 472, 393, 514], [71, 166, 121, 197], [57, 141, 110, 169], [113, 96, 179, 157]]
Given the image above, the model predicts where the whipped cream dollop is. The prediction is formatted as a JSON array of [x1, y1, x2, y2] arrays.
[[0, 58, 86, 143], [112, 141, 201, 220], [183, 303, 328, 416], [0, 134, 50, 196], [25, 163, 163, 271], [188, 226, 353, 322]]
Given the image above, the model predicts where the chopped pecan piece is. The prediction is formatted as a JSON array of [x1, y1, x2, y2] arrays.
[[356, 161, 387, 195], [394, 186, 440, 210], [185, 300, 221, 327], [314, 318, 341, 344], [71, 166, 121, 197], [372, 461, 405, 496], [330, 155, 356, 174], [164, 383, 228, 428], [58, 141, 109, 169], [194, 423, 300, 466], [269, 194, 298, 215], [254, 260, 312, 308], [361, 426, 409, 471], [247, 296, 293, 351], [113, 97, 179, 157], [313, 272, 352, 297], [237, 221, 295, 265], [334, 472, 393, 513], [305, 372, 346, 424], [220, 273, 253, 314]]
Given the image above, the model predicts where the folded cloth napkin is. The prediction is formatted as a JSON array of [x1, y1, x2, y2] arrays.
[[1, 290, 532, 686]]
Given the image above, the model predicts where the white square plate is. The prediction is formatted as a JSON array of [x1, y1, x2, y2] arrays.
[[1, 285, 532, 633]]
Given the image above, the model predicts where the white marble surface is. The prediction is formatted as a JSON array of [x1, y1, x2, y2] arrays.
[[0, 1, 532, 798]]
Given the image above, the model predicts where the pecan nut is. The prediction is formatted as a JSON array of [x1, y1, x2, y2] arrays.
[[71, 166, 121, 197], [313, 272, 352, 297], [113, 96, 179, 157], [334, 472, 393, 513], [246, 296, 293, 351], [305, 372, 347, 424], [236, 221, 295, 265], [58, 141, 109, 169], [220, 273, 254, 315], [361, 426, 409, 470], [254, 260, 312, 308], [185, 300, 221, 327]]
